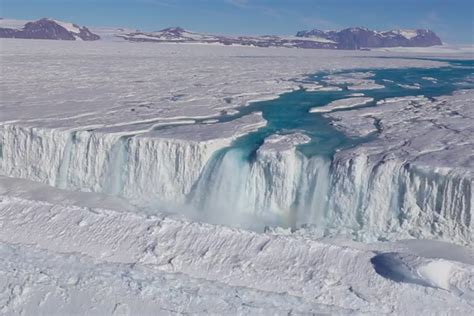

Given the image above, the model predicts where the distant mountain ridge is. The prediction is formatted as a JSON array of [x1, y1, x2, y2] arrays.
[[0, 18, 442, 49], [116, 26, 442, 49], [116, 27, 339, 49], [296, 27, 442, 49]]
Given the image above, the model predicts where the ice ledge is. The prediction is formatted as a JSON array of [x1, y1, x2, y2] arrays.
[[310, 97, 374, 113], [326, 89, 474, 178], [0, 113, 267, 205], [258, 133, 310, 152]]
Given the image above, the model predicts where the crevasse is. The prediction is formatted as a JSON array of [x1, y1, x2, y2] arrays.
[[0, 123, 471, 244]]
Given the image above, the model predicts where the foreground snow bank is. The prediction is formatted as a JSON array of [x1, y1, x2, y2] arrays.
[[0, 242, 345, 315], [0, 179, 472, 314], [371, 252, 474, 299]]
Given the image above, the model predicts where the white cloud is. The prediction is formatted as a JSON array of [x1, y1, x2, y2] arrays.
[[226, 0, 282, 18]]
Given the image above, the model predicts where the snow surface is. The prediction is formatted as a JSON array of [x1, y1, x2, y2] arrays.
[[326, 90, 474, 176], [372, 44, 474, 56], [89, 26, 138, 42], [0, 176, 472, 314], [0, 38, 473, 313], [281, 35, 337, 43], [52, 19, 81, 34], [0, 39, 446, 127], [258, 133, 311, 151]]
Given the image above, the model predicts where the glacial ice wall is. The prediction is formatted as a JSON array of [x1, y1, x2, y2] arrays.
[[0, 119, 472, 244], [0, 113, 266, 205], [0, 125, 225, 207], [326, 151, 472, 243], [189, 140, 472, 244]]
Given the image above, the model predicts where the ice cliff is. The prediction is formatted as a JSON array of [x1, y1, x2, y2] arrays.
[[1, 91, 472, 245]]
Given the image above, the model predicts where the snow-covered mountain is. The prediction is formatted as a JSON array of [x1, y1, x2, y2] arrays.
[[0, 18, 442, 49], [296, 27, 442, 49], [0, 18, 100, 41], [117, 26, 339, 49], [113, 26, 442, 49]]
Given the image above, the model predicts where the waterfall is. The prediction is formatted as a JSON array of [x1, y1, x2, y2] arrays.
[[56, 131, 77, 189], [104, 136, 130, 196]]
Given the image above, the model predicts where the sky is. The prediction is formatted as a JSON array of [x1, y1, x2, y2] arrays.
[[1, 0, 473, 44]]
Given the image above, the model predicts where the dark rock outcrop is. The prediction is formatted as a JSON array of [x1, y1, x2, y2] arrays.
[[0, 18, 100, 41], [117, 27, 339, 49], [119, 26, 441, 50], [296, 27, 442, 49]]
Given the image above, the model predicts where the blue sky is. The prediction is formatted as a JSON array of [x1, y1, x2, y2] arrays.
[[2, 0, 473, 43]]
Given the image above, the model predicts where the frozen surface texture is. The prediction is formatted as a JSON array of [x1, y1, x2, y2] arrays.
[[0, 39, 446, 126], [0, 39, 473, 314], [0, 178, 472, 314]]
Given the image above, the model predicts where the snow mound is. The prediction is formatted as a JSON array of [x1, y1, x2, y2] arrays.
[[0, 181, 473, 314], [397, 30, 418, 40], [258, 133, 310, 151], [371, 252, 474, 301]]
